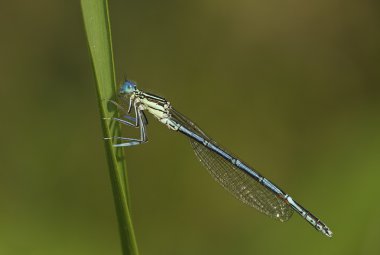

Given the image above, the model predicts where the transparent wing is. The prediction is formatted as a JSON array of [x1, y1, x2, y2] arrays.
[[170, 108, 293, 222]]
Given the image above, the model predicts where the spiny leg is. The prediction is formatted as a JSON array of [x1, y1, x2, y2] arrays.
[[104, 136, 143, 147], [107, 100, 139, 127], [108, 109, 148, 147]]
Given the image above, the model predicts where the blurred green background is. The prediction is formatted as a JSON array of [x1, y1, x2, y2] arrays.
[[1, 0, 380, 254]]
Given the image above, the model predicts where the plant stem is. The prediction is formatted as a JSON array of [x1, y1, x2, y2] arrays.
[[81, 0, 139, 254]]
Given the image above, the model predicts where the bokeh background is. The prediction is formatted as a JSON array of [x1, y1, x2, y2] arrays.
[[1, 0, 380, 254]]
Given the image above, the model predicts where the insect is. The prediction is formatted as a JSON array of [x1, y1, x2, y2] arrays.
[[106, 80, 333, 237]]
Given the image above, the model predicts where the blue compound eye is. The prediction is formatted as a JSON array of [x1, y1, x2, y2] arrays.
[[119, 80, 137, 95]]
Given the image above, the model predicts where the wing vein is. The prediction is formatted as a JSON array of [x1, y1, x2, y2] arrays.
[[170, 108, 293, 221]]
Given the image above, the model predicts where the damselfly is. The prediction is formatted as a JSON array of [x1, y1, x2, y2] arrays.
[[106, 80, 333, 237]]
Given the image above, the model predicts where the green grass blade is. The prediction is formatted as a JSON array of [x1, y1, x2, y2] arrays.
[[80, 1, 139, 254]]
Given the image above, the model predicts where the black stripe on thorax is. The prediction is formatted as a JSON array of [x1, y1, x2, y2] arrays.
[[142, 92, 167, 102]]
